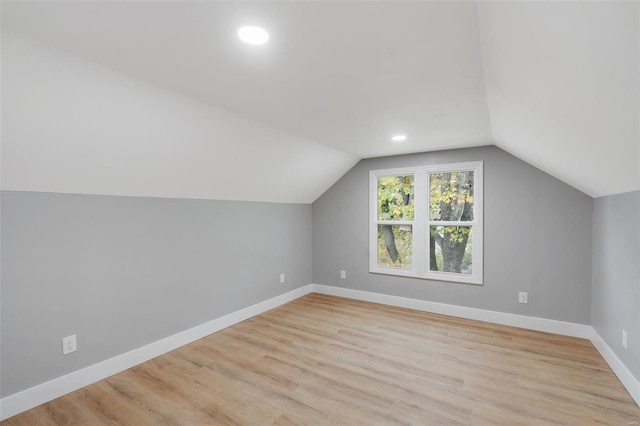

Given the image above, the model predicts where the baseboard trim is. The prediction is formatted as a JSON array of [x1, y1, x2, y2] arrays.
[[590, 328, 640, 407], [311, 284, 592, 338], [0, 284, 314, 421], [3, 283, 638, 419]]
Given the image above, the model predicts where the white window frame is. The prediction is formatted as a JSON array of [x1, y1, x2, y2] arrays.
[[369, 161, 483, 285]]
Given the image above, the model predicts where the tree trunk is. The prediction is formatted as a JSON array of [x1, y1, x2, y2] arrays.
[[382, 225, 399, 263], [429, 232, 438, 271], [441, 228, 470, 273]]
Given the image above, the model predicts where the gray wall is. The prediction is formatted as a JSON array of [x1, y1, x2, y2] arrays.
[[312, 146, 593, 324], [6, 146, 632, 399], [592, 190, 640, 380], [1, 191, 312, 397]]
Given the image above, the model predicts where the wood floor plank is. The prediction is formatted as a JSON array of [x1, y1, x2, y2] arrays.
[[3, 293, 639, 425]]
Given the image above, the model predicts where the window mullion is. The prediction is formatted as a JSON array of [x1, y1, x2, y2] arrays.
[[427, 221, 476, 227], [413, 169, 426, 276], [376, 220, 415, 226]]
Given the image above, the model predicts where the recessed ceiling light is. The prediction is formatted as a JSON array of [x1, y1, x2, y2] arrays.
[[391, 134, 407, 142], [238, 26, 269, 45]]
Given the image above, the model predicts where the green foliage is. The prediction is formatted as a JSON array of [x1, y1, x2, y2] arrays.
[[443, 226, 470, 243], [378, 175, 414, 221], [429, 172, 474, 222], [377, 175, 414, 268]]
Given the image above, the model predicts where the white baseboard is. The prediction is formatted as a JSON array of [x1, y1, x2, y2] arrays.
[[3, 283, 638, 420], [0, 284, 314, 421], [311, 284, 592, 338], [590, 328, 640, 407]]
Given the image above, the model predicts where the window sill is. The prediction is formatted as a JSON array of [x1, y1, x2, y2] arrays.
[[369, 268, 483, 285]]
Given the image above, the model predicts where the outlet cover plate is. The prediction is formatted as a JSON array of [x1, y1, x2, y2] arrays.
[[63, 334, 77, 355], [518, 292, 528, 304]]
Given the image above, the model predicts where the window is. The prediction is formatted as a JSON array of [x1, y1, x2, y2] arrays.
[[369, 161, 483, 285]]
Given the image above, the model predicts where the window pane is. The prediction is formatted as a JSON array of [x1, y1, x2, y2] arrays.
[[429, 171, 474, 221], [377, 225, 412, 269], [378, 175, 414, 221], [429, 226, 472, 274]]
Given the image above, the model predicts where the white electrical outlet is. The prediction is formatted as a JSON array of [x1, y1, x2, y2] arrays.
[[340, 270, 346, 279], [622, 330, 628, 349], [518, 292, 528, 304], [62, 334, 77, 355], [280, 273, 285, 283]]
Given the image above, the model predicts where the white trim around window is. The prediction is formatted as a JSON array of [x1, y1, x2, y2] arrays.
[[369, 161, 483, 285]]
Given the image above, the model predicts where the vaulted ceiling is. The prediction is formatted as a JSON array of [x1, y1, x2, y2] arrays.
[[2, 1, 638, 201]]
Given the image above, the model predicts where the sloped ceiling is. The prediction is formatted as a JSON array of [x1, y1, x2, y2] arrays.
[[477, 1, 639, 198], [1, 1, 638, 201]]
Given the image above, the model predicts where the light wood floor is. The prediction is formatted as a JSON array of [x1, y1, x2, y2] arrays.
[[3, 293, 640, 425]]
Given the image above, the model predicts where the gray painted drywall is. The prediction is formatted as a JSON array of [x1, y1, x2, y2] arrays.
[[0, 191, 312, 397], [312, 146, 593, 324], [592, 190, 640, 380]]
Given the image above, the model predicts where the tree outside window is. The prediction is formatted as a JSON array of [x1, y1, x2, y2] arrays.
[[370, 162, 483, 285]]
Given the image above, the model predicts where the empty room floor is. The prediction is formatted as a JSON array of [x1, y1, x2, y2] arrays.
[[2, 293, 639, 425]]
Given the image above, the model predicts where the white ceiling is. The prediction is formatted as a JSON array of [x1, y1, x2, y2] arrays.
[[2, 1, 638, 200], [477, 1, 639, 198]]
